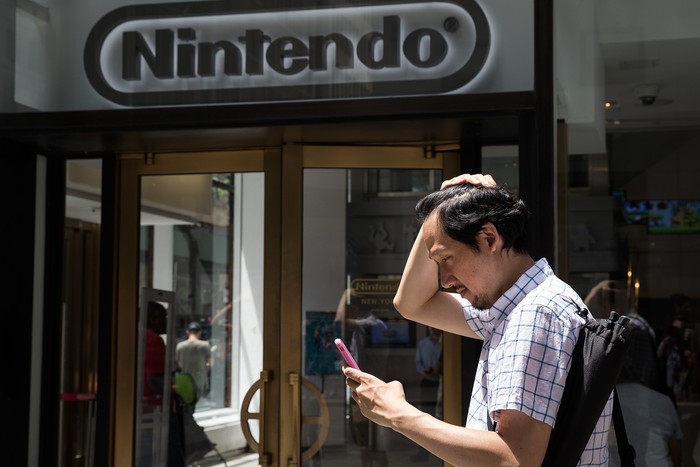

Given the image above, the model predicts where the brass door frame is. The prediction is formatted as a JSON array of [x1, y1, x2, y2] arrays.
[[279, 145, 461, 465], [112, 150, 282, 466], [112, 145, 461, 466]]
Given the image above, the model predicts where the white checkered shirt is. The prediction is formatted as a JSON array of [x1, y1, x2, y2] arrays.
[[463, 258, 613, 466]]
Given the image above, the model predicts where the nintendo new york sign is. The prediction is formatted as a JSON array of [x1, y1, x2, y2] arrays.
[[84, 0, 491, 106]]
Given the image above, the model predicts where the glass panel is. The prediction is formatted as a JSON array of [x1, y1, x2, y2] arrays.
[[566, 136, 700, 466], [135, 172, 263, 467], [58, 159, 103, 466], [301, 168, 443, 466], [482, 145, 519, 196]]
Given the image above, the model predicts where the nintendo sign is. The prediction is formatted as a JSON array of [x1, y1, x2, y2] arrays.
[[84, 0, 491, 106]]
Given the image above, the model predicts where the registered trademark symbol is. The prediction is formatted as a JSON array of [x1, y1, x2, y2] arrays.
[[443, 17, 459, 33]]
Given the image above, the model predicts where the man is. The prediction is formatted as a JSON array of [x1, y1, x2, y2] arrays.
[[343, 174, 612, 466], [176, 321, 212, 400]]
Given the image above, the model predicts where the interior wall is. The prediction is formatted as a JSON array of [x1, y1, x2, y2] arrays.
[[609, 129, 700, 301], [611, 130, 700, 200]]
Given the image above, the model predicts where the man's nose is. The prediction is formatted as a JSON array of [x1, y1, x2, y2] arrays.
[[439, 268, 453, 289]]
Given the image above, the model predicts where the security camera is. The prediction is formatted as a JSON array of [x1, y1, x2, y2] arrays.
[[634, 83, 660, 106], [640, 95, 656, 106]]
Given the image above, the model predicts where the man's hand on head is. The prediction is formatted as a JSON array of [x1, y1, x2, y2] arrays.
[[441, 173, 497, 190]]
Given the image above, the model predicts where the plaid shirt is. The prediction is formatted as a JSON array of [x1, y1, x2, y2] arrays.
[[463, 258, 613, 466]]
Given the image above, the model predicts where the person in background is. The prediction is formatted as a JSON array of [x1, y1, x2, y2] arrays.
[[658, 293, 695, 401], [412, 326, 443, 461], [610, 321, 683, 467], [176, 322, 212, 403], [342, 173, 611, 466], [141, 302, 187, 467], [584, 278, 676, 397], [414, 327, 442, 416], [143, 301, 167, 411]]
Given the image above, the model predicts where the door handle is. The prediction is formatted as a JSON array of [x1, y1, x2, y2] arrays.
[[243, 372, 331, 466], [291, 374, 331, 465], [288, 373, 301, 467], [241, 370, 272, 465]]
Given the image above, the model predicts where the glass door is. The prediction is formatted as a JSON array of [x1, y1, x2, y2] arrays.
[[280, 146, 460, 466], [113, 146, 460, 467], [114, 150, 281, 467]]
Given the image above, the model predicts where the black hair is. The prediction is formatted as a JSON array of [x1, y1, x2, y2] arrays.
[[617, 322, 664, 390], [415, 183, 530, 254], [146, 301, 167, 334]]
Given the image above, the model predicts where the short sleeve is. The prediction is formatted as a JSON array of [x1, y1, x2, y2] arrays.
[[488, 305, 577, 427]]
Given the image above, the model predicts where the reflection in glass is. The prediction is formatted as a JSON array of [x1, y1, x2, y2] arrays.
[[135, 172, 263, 467], [301, 168, 443, 465], [58, 159, 103, 466], [482, 145, 519, 196]]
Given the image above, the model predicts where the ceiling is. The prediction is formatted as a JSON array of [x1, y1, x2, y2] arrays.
[[602, 37, 700, 132], [597, 0, 700, 133]]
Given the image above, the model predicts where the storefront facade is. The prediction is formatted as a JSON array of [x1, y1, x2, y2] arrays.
[[3, 0, 698, 466]]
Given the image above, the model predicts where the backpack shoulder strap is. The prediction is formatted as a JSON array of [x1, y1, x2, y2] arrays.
[[613, 386, 636, 467]]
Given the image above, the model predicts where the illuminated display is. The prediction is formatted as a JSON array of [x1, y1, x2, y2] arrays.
[[621, 198, 700, 234]]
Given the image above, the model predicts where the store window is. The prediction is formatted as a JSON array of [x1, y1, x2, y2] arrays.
[[559, 2, 700, 465]]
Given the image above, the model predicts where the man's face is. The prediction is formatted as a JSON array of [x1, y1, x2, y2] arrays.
[[422, 213, 500, 310]]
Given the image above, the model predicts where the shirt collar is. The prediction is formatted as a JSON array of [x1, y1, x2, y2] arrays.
[[480, 257, 553, 332]]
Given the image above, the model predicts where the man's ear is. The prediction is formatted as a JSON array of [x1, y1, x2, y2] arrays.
[[479, 222, 501, 252]]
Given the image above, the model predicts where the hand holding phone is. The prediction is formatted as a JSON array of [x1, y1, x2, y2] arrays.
[[334, 338, 360, 370]]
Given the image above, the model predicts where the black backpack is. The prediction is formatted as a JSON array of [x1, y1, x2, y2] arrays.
[[541, 309, 636, 467], [486, 309, 636, 466]]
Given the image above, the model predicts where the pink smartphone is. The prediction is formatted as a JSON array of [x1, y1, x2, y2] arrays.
[[334, 338, 360, 370]]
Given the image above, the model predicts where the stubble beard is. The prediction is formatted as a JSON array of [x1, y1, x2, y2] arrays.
[[470, 294, 495, 311]]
